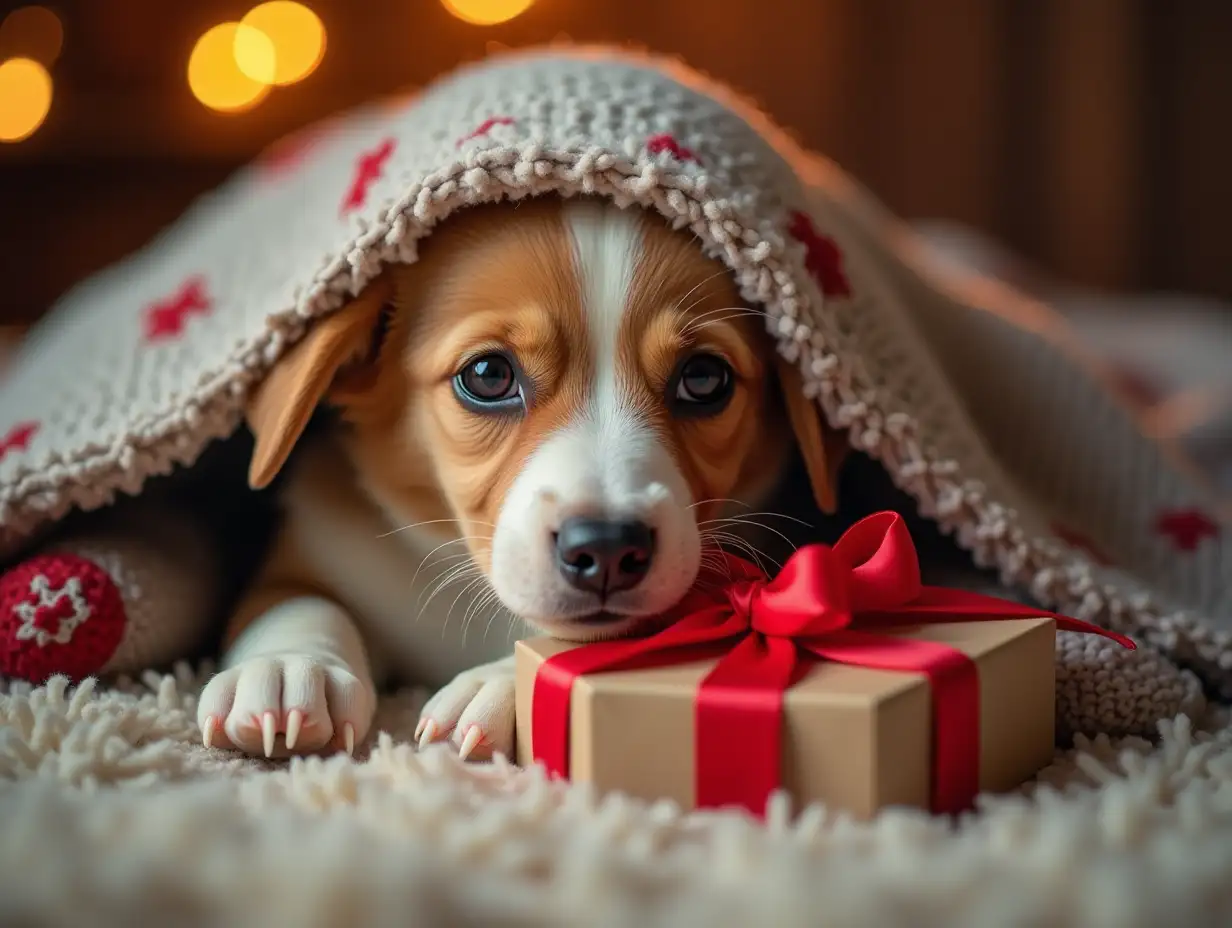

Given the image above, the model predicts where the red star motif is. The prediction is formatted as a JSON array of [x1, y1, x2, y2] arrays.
[[29, 590, 78, 634], [787, 210, 852, 299], [1155, 508, 1220, 552], [1050, 521, 1114, 566], [0, 421, 38, 461], [341, 137, 397, 214], [646, 133, 700, 164], [143, 277, 212, 342], [456, 116, 516, 148]]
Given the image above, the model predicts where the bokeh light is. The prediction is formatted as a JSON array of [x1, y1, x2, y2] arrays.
[[441, 0, 535, 27], [188, 23, 274, 113], [231, 21, 278, 85], [239, 2, 325, 86], [0, 6, 63, 66], [0, 56, 52, 142]]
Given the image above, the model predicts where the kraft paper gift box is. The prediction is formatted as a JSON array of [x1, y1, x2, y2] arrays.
[[513, 512, 1134, 819]]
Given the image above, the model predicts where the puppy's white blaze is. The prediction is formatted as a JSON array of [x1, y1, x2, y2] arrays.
[[488, 201, 701, 634]]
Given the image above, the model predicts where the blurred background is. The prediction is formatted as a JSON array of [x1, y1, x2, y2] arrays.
[[0, 0, 1229, 487]]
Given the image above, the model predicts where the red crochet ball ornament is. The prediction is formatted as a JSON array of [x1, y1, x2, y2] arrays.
[[0, 552, 127, 683]]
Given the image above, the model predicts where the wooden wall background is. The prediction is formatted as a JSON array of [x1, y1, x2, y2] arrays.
[[1, 0, 1229, 326]]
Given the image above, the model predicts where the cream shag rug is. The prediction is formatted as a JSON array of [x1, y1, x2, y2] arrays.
[[2, 667, 1232, 928]]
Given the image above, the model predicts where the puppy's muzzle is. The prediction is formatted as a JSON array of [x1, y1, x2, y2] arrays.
[[554, 517, 656, 598]]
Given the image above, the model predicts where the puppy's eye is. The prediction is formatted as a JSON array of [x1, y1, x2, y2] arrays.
[[670, 353, 734, 414], [454, 353, 523, 412]]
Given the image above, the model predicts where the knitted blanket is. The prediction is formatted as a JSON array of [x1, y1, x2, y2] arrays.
[[0, 45, 1230, 923]]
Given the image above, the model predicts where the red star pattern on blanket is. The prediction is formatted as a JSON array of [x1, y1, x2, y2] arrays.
[[646, 133, 700, 164], [1155, 509, 1220, 552], [0, 421, 38, 461], [0, 553, 127, 682], [787, 209, 853, 299], [1050, 522, 1115, 566], [341, 137, 397, 214], [143, 277, 212, 342], [456, 116, 515, 148]]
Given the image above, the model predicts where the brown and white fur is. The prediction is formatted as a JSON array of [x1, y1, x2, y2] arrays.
[[196, 196, 845, 761]]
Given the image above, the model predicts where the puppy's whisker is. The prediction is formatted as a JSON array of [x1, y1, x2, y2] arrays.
[[680, 305, 759, 333], [696, 508, 815, 528], [698, 541, 735, 580], [701, 516, 800, 551], [423, 551, 475, 570], [706, 531, 777, 569], [672, 267, 732, 316], [463, 589, 502, 640], [683, 309, 768, 336], [681, 304, 754, 326], [690, 570, 732, 598], [463, 587, 494, 637], [460, 584, 494, 629], [684, 301, 767, 321], [682, 315, 760, 339], [686, 316, 770, 337], [702, 530, 781, 573], [445, 574, 492, 645], [417, 561, 480, 614], [409, 537, 476, 593], [689, 497, 747, 511], [479, 595, 513, 644], [378, 517, 495, 539], [416, 554, 473, 596], [446, 576, 485, 631]]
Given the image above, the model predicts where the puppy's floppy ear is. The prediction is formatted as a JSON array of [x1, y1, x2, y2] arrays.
[[773, 355, 849, 515], [245, 275, 393, 490]]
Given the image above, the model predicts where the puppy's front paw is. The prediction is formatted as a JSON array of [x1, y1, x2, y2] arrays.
[[197, 655, 376, 758], [416, 659, 516, 762]]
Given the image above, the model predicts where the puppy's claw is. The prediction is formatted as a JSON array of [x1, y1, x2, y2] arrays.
[[261, 711, 277, 758], [343, 722, 355, 756], [458, 725, 484, 761], [285, 709, 303, 751], [414, 717, 426, 740], [202, 714, 217, 749], [418, 719, 439, 750]]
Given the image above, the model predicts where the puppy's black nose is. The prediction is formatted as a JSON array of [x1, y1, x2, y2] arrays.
[[555, 518, 655, 597]]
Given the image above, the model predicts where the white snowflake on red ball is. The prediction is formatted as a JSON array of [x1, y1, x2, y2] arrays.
[[12, 573, 93, 648]]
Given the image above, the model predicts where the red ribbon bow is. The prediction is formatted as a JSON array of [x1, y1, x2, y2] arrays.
[[531, 511, 1135, 816]]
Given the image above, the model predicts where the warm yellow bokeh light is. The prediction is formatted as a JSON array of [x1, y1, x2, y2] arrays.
[[0, 56, 52, 142], [188, 23, 273, 113], [231, 21, 278, 85], [441, 0, 535, 27], [0, 6, 63, 66], [240, 2, 326, 86]]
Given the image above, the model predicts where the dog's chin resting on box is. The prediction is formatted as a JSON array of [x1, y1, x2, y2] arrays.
[[195, 195, 849, 762]]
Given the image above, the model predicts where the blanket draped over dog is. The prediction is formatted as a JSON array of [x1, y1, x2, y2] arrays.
[[0, 47, 1227, 709]]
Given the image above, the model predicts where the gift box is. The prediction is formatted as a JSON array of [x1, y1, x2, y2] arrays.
[[514, 512, 1134, 819], [516, 616, 1056, 819]]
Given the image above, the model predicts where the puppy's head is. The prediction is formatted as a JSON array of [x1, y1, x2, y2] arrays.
[[247, 197, 845, 640]]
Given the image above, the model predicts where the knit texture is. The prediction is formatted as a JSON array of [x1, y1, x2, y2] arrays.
[[0, 553, 125, 681], [0, 500, 221, 683], [0, 44, 1227, 701]]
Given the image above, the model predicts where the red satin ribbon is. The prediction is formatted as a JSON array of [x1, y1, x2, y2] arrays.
[[531, 511, 1135, 816]]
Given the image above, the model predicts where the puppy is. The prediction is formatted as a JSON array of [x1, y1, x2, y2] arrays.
[[197, 196, 846, 760]]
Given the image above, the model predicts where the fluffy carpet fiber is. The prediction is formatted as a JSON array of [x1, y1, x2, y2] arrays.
[[2, 666, 1232, 928]]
